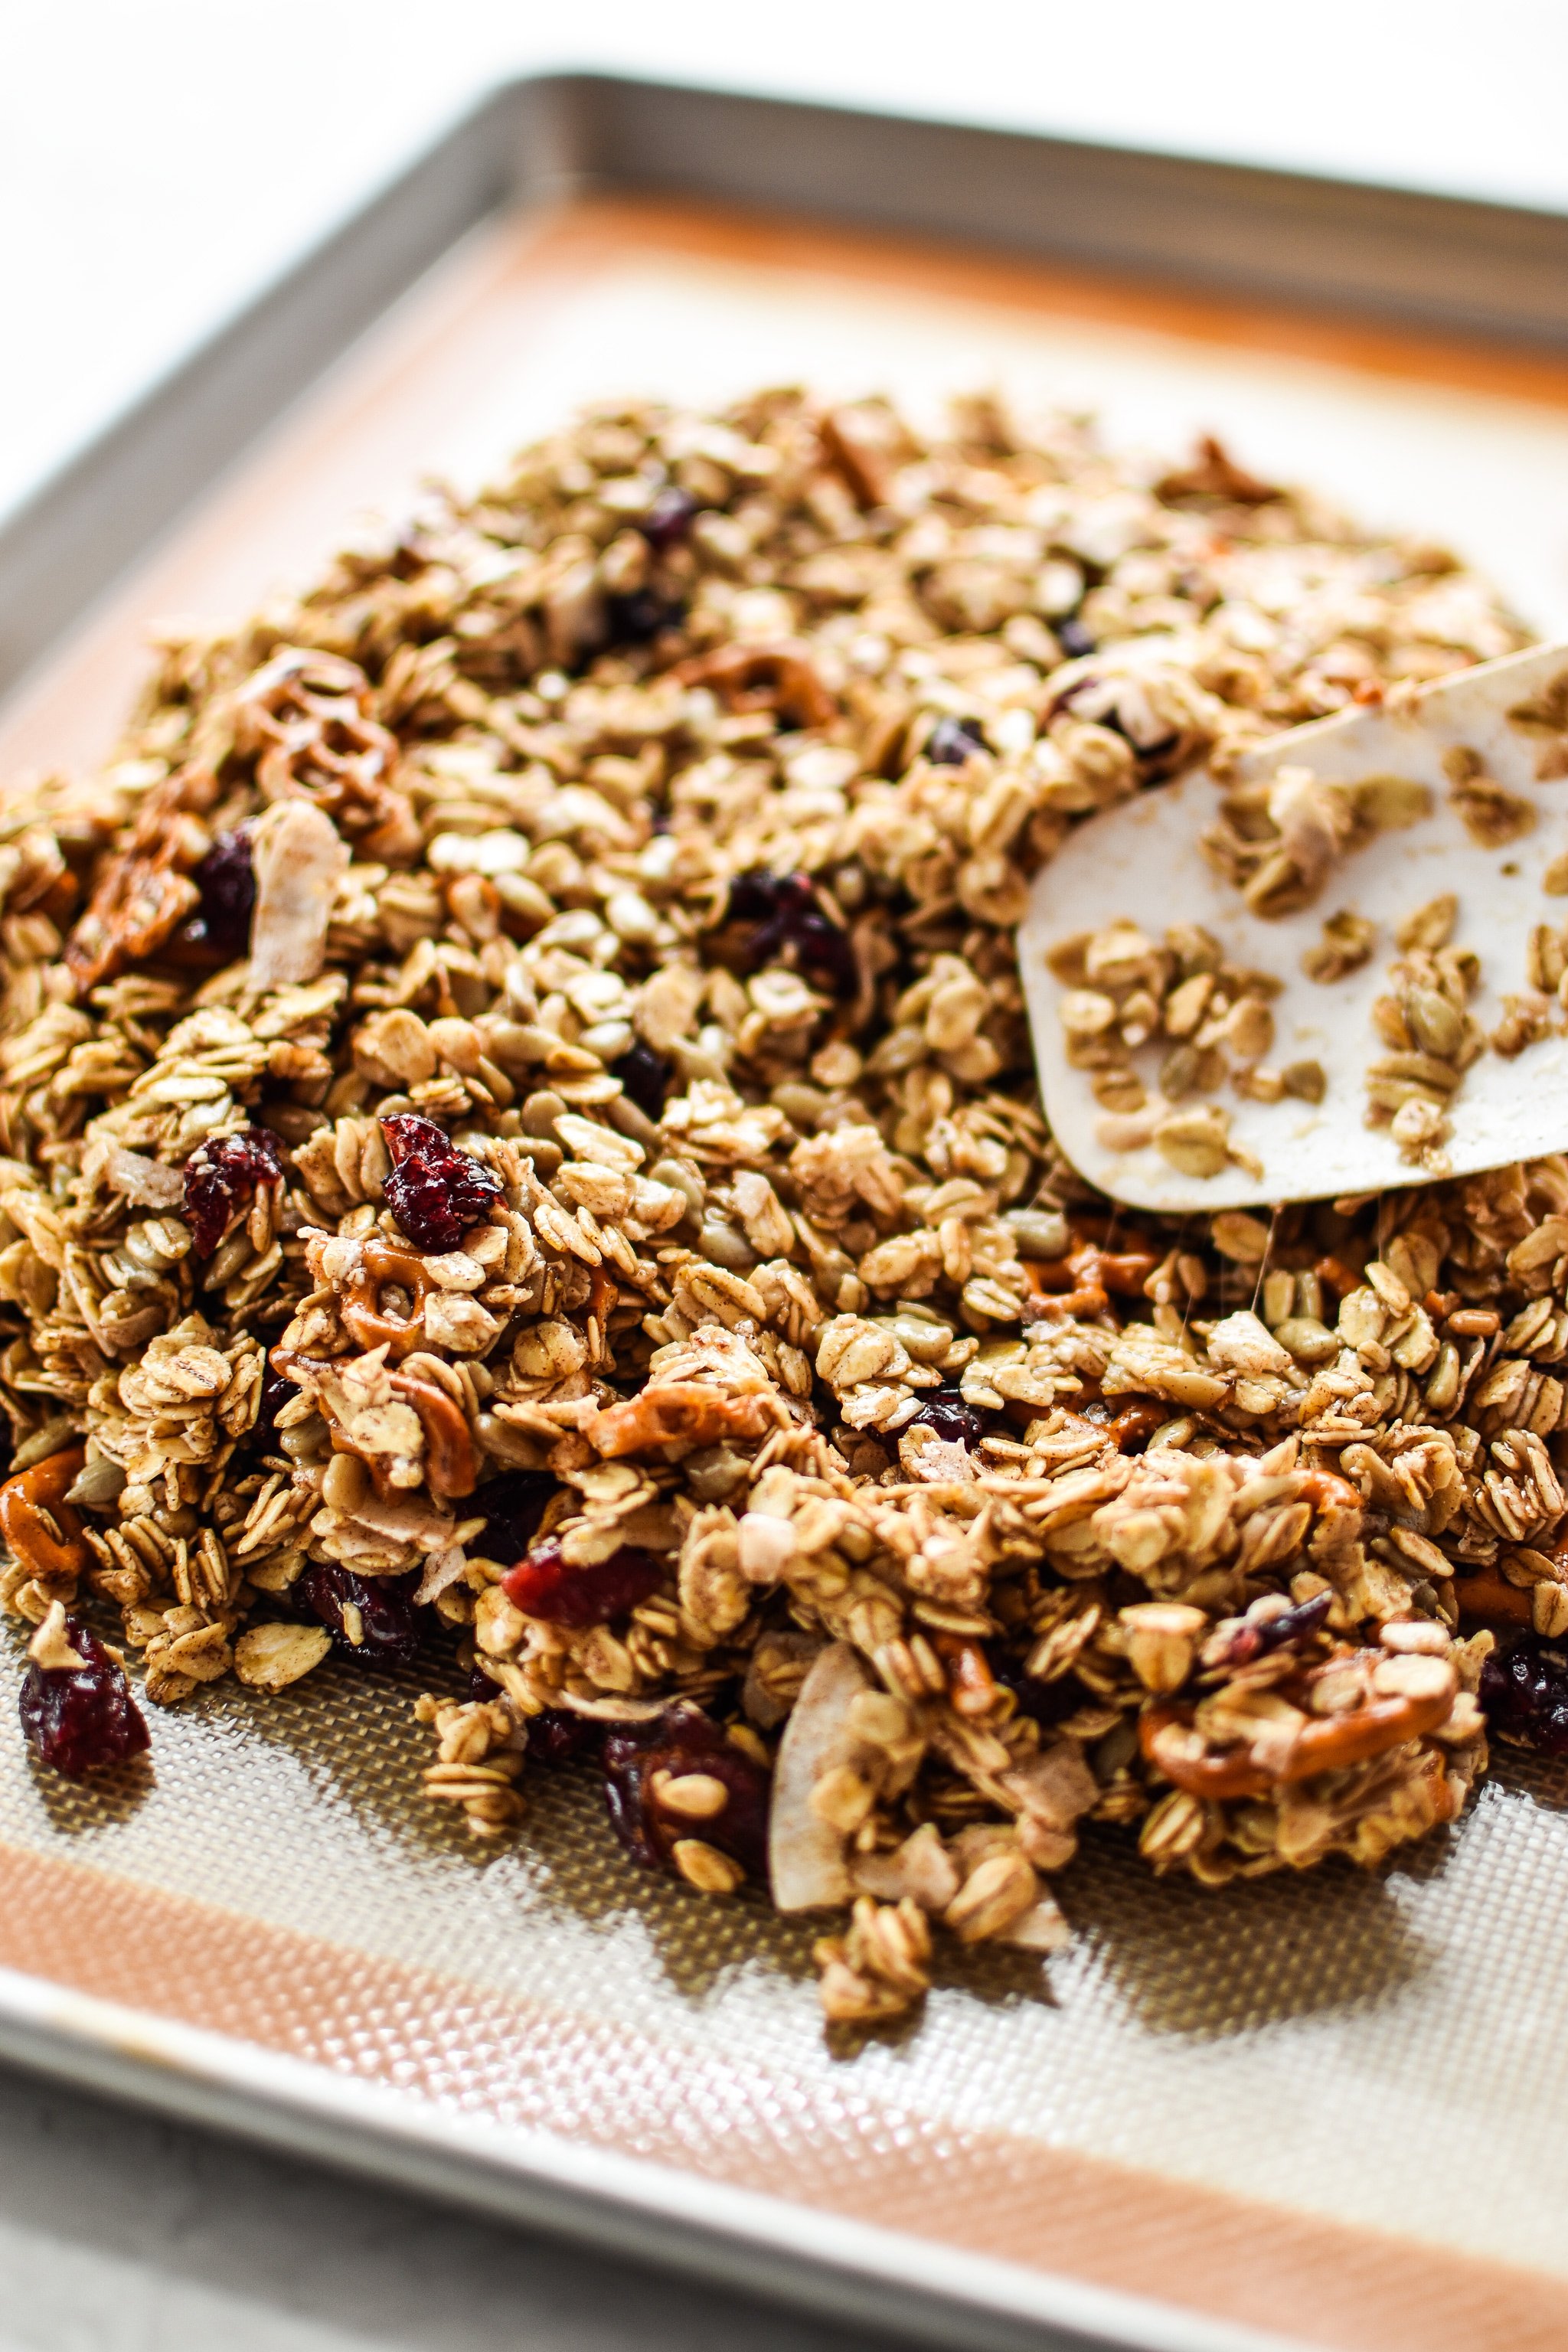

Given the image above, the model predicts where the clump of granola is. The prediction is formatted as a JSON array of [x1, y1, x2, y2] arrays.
[[1048, 916, 1309, 1176], [1365, 894, 1483, 1169], [0, 387, 1547, 2037], [1362, 896, 1568, 1171], [1202, 767, 1432, 920]]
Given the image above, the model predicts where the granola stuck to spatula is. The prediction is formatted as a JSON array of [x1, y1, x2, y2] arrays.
[[0, 386, 1553, 2031]]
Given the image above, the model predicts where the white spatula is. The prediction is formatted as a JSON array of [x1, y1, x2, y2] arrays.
[[1019, 641, 1568, 1212]]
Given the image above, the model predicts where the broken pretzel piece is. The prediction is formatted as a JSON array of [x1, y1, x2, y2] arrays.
[[586, 1381, 782, 1459]]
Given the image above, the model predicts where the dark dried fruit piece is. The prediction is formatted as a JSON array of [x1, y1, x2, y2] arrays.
[[182, 1125, 286, 1258], [176, 825, 256, 960], [300, 1562, 423, 1668], [19, 1618, 149, 1779], [1056, 616, 1096, 658], [1214, 1589, 1333, 1670], [380, 1114, 504, 1254], [910, 1387, 986, 1448], [606, 589, 687, 646], [603, 1704, 769, 1877], [610, 1038, 671, 1120], [989, 1652, 1086, 1733], [926, 715, 987, 766], [501, 1535, 664, 1628], [638, 485, 698, 550], [725, 869, 857, 1001], [245, 1367, 296, 1462], [1481, 1635, 1568, 1755], [465, 1664, 601, 1763], [528, 1707, 604, 1765], [472, 1471, 556, 1567]]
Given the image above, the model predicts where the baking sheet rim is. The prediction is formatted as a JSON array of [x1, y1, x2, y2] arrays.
[[8, 80, 1568, 2352], [0, 1958, 1300, 2352]]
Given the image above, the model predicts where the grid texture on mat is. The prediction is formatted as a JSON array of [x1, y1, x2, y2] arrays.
[[7, 199, 1568, 2352], [1, 1635, 1566, 2295]]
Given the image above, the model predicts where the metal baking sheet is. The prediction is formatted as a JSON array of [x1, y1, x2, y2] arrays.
[[7, 77, 1568, 2352]]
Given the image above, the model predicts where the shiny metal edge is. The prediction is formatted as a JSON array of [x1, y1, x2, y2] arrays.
[[0, 1965, 1303, 2352], [8, 70, 1568, 701]]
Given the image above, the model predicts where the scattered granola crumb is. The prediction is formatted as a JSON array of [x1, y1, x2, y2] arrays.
[[1365, 907, 1484, 1166], [1303, 910, 1377, 985], [1443, 743, 1537, 848], [1053, 916, 1282, 1178]]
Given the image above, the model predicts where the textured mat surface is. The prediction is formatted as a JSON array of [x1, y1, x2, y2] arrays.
[[2, 1631, 1566, 2297]]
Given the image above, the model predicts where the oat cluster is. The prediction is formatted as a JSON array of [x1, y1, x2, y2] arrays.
[[0, 387, 1553, 2030], [1050, 915, 1326, 1177]]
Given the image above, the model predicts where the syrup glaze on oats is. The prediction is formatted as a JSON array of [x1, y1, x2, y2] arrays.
[[0, 387, 1553, 2027]]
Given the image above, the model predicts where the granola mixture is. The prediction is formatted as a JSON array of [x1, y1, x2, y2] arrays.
[[0, 386, 1560, 2031]]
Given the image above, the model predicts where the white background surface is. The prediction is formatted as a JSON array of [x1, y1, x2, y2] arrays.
[[5, 0, 1568, 531], [2, 8, 1564, 2346]]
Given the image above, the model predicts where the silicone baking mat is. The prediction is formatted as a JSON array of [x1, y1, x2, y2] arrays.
[[5, 194, 1568, 2352]]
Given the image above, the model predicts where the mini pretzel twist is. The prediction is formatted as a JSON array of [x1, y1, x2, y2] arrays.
[[673, 642, 836, 731], [233, 647, 417, 863], [325, 1371, 475, 1503], [1140, 1668, 1456, 1798], [586, 1382, 782, 1460], [1022, 1231, 1161, 1325], [65, 775, 211, 991], [1455, 1560, 1534, 1629], [388, 1370, 476, 1501], [0, 1447, 87, 1591], [340, 1238, 440, 1361]]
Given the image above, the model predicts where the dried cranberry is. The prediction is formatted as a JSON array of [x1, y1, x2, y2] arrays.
[[603, 1704, 769, 1877], [300, 1563, 423, 1668], [182, 1125, 286, 1258], [531, 1707, 603, 1766], [19, 1618, 149, 1779], [178, 825, 256, 959], [638, 485, 698, 550], [910, 1387, 986, 1448], [464, 1663, 601, 1762], [926, 715, 987, 766], [725, 869, 856, 1001], [1056, 616, 1096, 658], [988, 1653, 1086, 1733], [1481, 1635, 1568, 1755], [610, 1038, 672, 1121], [1218, 1589, 1333, 1668], [246, 1367, 296, 1461], [380, 1115, 504, 1254], [606, 588, 686, 645], [501, 1535, 664, 1628], [473, 1471, 555, 1566]]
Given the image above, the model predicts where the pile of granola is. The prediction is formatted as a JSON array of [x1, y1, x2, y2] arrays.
[[1, 385, 1558, 2030]]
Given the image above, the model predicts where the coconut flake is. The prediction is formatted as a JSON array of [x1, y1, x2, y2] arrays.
[[249, 799, 348, 988], [996, 1893, 1072, 1952], [413, 1542, 469, 1606], [550, 1690, 669, 1722], [352, 1491, 456, 1550], [851, 1821, 960, 1912], [768, 1639, 873, 1912], [106, 1147, 185, 1208]]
